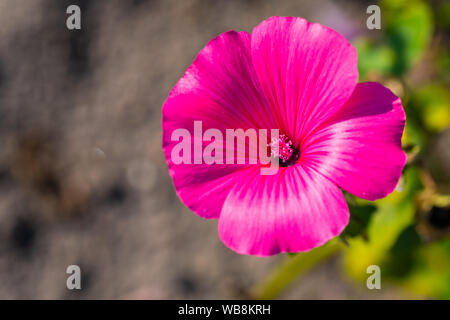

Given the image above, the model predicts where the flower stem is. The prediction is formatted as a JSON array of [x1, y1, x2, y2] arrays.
[[251, 239, 345, 299]]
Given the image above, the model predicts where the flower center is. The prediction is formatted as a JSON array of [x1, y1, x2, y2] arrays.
[[270, 134, 299, 167]]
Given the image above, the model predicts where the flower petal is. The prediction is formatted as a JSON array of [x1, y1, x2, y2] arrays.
[[218, 165, 349, 256], [162, 31, 272, 218], [250, 16, 358, 146], [302, 82, 406, 201]]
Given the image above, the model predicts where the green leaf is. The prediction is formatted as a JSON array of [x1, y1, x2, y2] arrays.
[[383, 225, 423, 278], [343, 204, 377, 238]]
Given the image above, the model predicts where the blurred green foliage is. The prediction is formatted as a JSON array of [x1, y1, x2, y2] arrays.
[[383, 0, 433, 76], [414, 85, 450, 132]]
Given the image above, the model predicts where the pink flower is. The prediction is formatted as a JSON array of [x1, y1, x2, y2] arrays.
[[162, 17, 406, 256]]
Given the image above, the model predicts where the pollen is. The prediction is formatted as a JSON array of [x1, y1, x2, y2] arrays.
[[270, 134, 299, 166]]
